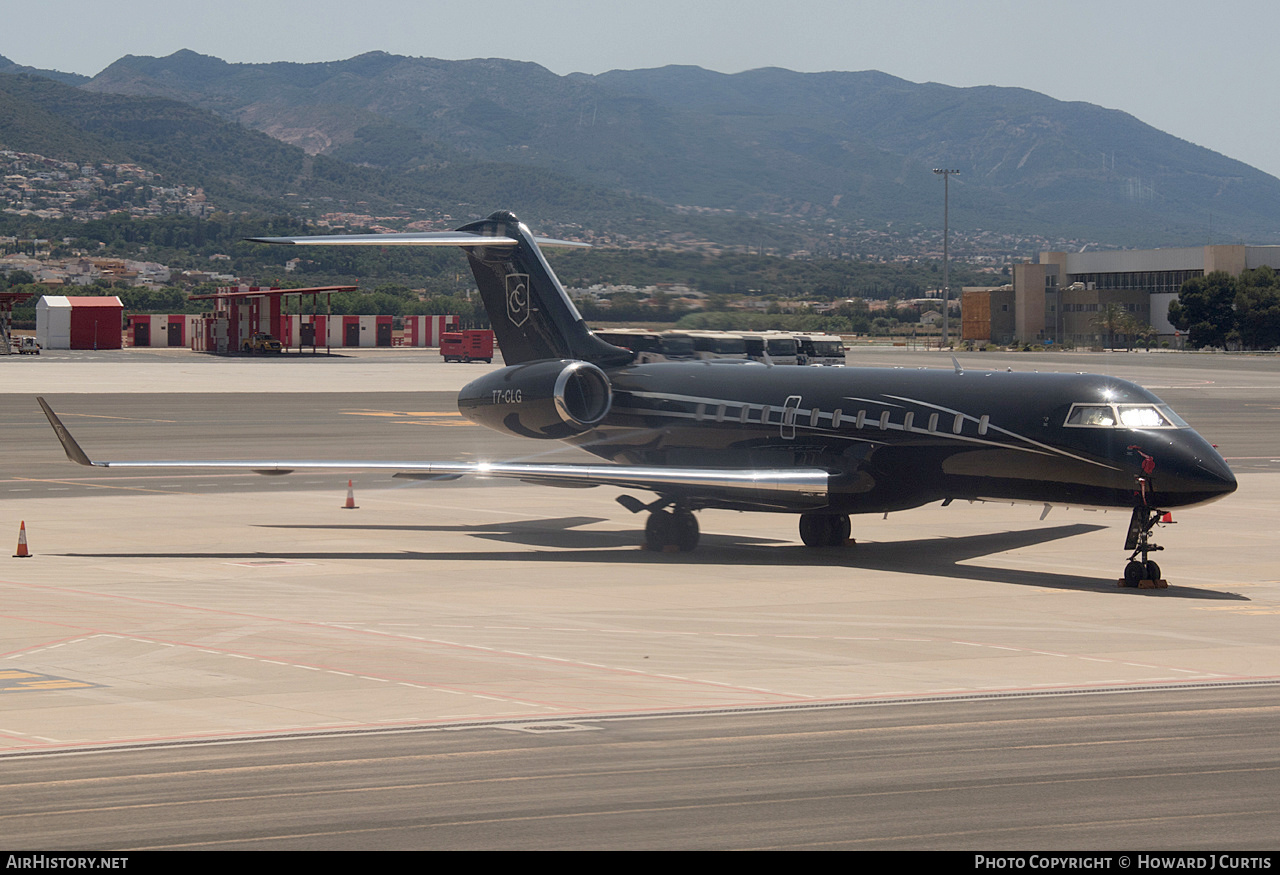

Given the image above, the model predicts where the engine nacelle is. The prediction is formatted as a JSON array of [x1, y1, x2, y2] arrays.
[[458, 359, 613, 439]]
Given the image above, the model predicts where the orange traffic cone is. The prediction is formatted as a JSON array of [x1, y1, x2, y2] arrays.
[[13, 521, 31, 558], [342, 480, 359, 510]]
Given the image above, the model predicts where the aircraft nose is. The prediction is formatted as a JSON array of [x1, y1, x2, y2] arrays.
[[1197, 451, 1237, 498], [1147, 434, 1237, 507]]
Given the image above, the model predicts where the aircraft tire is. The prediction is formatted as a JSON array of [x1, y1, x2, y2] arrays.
[[646, 509, 700, 552], [800, 513, 852, 547], [672, 509, 699, 552], [1123, 560, 1145, 587], [799, 513, 833, 547], [1144, 560, 1162, 582], [645, 510, 674, 550]]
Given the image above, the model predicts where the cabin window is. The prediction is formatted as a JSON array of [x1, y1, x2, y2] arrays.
[[832, 409, 843, 428], [856, 410, 866, 429], [878, 411, 890, 430], [978, 414, 990, 435], [809, 408, 820, 427], [927, 413, 939, 433], [952, 414, 964, 434], [903, 412, 914, 431]]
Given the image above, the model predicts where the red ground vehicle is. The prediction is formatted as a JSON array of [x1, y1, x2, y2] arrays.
[[440, 329, 494, 363]]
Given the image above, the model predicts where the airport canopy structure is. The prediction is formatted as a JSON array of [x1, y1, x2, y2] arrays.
[[0, 289, 34, 354], [188, 285, 356, 353], [185, 285, 459, 353]]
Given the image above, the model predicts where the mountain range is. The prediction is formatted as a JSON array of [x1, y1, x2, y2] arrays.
[[5, 49, 1280, 251]]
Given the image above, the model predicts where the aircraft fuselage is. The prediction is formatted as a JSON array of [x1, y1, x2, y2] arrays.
[[520, 361, 1236, 515]]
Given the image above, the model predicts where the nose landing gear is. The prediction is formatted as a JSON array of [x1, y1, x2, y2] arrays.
[[1121, 505, 1172, 588]]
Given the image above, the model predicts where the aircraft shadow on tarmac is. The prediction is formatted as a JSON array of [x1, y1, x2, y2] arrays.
[[62, 516, 1248, 600]]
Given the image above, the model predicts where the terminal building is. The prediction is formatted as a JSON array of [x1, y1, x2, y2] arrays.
[[964, 244, 1280, 346]]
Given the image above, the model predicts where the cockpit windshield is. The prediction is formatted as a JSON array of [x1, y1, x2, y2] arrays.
[[1065, 403, 1186, 429]]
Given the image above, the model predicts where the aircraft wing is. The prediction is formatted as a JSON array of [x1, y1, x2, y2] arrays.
[[37, 398, 827, 505], [246, 232, 590, 248]]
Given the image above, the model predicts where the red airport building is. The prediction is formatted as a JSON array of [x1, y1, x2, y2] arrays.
[[36, 295, 124, 350], [127, 314, 200, 348]]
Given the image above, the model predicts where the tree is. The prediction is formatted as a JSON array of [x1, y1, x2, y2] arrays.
[[1234, 267, 1280, 350], [1168, 271, 1237, 349], [1130, 319, 1158, 350], [1090, 303, 1127, 349]]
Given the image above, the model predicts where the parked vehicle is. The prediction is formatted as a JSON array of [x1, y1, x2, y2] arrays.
[[441, 329, 494, 363], [242, 332, 283, 354], [13, 336, 41, 355], [793, 333, 846, 366], [687, 331, 748, 360], [739, 332, 799, 365], [594, 329, 696, 363]]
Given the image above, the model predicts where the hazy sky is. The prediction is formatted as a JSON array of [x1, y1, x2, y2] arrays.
[[5, 0, 1278, 179]]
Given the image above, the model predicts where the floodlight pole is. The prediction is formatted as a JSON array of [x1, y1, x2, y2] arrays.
[[933, 169, 960, 348]]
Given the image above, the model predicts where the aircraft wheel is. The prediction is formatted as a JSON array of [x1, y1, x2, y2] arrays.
[[671, 509, 700, 552], [646, 509, 700, 552], [645, 510, 674, 550], [1123, 560, 1145, 587], [833, 514, 851, 545], [1144, 560, 1162, 583], [799, 513, 835, 547]]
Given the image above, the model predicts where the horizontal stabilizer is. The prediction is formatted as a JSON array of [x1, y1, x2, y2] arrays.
[[249, 210, 619, 366], [246, 232, 588, 248]]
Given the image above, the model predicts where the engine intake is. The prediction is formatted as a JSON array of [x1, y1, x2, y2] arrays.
[[458, 359, 612, 439]]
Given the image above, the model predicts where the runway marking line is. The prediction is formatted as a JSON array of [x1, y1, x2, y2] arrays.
[[0, 576, 1245, 727], [0, 577, 1238, 694], [58, 412, 178, 423], [7, 476, 200, 496], [6, 679, 1279, 754], [0, 669, 97, 692], [341, 410, 463, 417]]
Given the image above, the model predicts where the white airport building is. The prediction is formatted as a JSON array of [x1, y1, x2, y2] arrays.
[[1007, 244, 1280, 346]]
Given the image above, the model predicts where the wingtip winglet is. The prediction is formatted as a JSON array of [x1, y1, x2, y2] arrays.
[[36, 397, 97, 467]]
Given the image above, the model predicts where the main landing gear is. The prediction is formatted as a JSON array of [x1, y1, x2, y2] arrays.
[[1121, 505, 1172, 588], [618, 497, 854, 553], [618, 495, 700, 552], [799, 512, 852, 548], [644, 506, 700, 552]]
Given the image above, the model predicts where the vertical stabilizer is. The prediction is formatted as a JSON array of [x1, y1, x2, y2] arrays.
[[456, 212, 632, 367]]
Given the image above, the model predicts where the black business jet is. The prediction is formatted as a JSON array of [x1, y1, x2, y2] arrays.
[[37, 211, 1236, 585]]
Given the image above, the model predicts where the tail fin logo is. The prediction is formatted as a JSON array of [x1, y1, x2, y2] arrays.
[[506, 274, 531, 327]]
